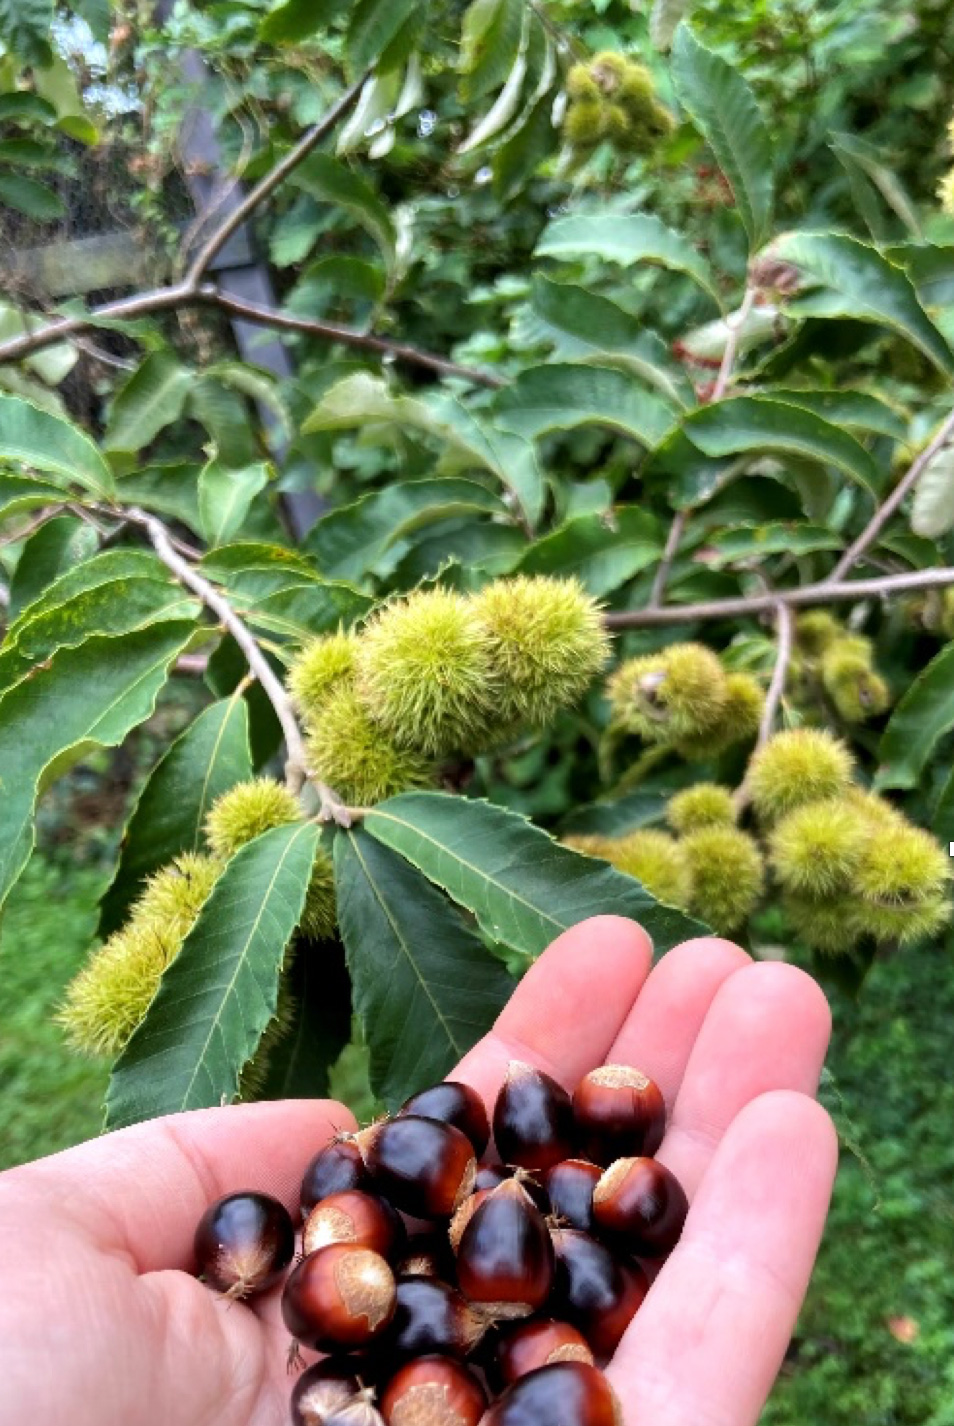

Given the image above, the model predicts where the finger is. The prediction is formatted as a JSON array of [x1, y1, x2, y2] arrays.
[[6, 1098, 356, 1274], [658, 961, 832, 1198], [608, 1090, 838, 1426], [453, 916, 653, 1105], [605, 937, 751, 1107]]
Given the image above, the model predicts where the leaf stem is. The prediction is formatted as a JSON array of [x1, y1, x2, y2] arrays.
[[711, 284, 757, 402]]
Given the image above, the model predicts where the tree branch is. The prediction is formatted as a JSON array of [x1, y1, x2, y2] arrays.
[[604, 564, 954, 628], [757, 600, 794, 747], [647, 508, 687, 608], [183, 74, 368, 286], [711, 285, 757, 402], [828, 405, 954, 581]]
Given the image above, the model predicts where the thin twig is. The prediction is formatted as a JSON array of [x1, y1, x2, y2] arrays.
[[828, 405, 954, 580], [648, 509, 687, 608], [604, 564, 954, 628], [0, 503, 67, 548], [711, 285, 757, 403], [757, 600, 794, 747], [183, 74, 368, 285]]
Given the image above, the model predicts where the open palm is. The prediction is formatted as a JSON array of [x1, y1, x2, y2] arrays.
[[0, 917, 836, 1426]]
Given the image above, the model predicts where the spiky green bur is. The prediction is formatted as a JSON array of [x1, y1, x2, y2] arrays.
[[850, 822, 952, 943], [563, 52, 672, 155], [300, 847, 337, 941], [287, 632, 358, 730], [473, 576, 610, 727], [821, 643, 890, 723], [600, 829, 693, 910], [608, 643, 728, 744], [784, 893, 861, 956], [667, 783, 737, 834], [673, 671, 765, 759], [307, 684, 434, 806], [748, 729, 854, 821], [356, 590, 496, 756], [681, 827, 764, 936], [206, 777, 301, 858], [795, 610, 843, 657], [238, 967, 298, 1101], [58, 854, 221, 1057], [563, 833, 610, 857], [770, 798, 868, 898]]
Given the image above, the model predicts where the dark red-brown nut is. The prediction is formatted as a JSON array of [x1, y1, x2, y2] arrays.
[[385, 1276, 488, 1361], [550, 1228, 648, 1356], [395, 1233, 456, 1280], [449, 1188, 492, 1252], [380, 1355, 486, 1426], [481, 1362, 622, 1426], [282, 1245, 396, 1351], [354, 1117, 476, 1219], [545, 1159, 601, 1233], [592, 1157, 688, 1257], [493, 1061, 576, 1174], [323, 1399, 385, 1426], [474, 1163, 509, 1192], [193, 1190, 294, 1298], [572, 1065, 666, 1165], [303, 1190, 406, 1261], [455, 1178, 554, 1316], [496, 1318, 594, 1385], [300, 1139, 370, 1216], [290, 1359, 364, 1426], [474, 1164, 548, 1211], [400, 1081, 490, 1157]]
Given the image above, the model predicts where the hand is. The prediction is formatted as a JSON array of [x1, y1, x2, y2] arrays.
[[0, 918, 836, 1426]]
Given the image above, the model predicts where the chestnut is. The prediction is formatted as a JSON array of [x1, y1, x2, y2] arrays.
[[493, 1061, 576, 1173], [290, 1359, 363, 1426], [455, 1178, 554, 1315], [395, 1234, 456, 1280], [385, 1275, 487, 1360], [400, 1081, 490, 1157], [301, 1139, 370, 1216], [545, 1159, 601, 1233], [573, 1065, 666, 1165], [193, 1190, 294, 1298], [481, 1362, 622, 1426], [379, 1355, 486, 1426], [355, 1117, 476, 1219], [282, 1245, 396, 1351], [496, 1318, 594, 1384], [449, 1188, 492, 1252], [592, 1157, 688, 1257], [474, 1163, 510, 1192], [303, 1190, 405, 1261], [323, 1400, 385, 1426], [550, 1228, 647, 1356]]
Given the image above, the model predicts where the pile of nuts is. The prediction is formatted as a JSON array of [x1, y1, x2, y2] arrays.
[[192, 1062, 688, 1425]]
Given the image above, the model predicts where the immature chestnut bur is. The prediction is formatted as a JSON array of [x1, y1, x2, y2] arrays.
[[379, 1355, 486, 1426], [303, 1190, 405, 1261], [455, 1178, 555, 1315], [481, 1362, 622, 1426], [493, 1061, 577, 1173], [282, 1245, 397, 1351], [496, 1318, 594, 1385], [193, 1190, 295, 1298], [354, 1116, 476, 1219], [592, 1156, 689, 1257], [573, 1065, 666, 1164]]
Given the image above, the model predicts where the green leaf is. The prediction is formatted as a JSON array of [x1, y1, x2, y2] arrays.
[[536, 212, 720, 306], [204, 362, 292, 442], [911, 443, 954, 540], [768, 389, 908, 442], [335, 827, 516, 1108], [98, 693, 253, 937], [198, 460, 270, 547], [346, 0, 421, 72], [560, 789, 671, 837], [0, 0, 52, 64], [0, 395, 114, 497], [514, 508, 662, 596], [492, 91, 556, 202], [115, 461, 203, 533], [0, 93, 56, 125], [364, 793, 704, 961], [0, 173, 62, 220], [306, 477, 506, 582], [674, 396, 880, 497], [877, 643, 954, 791], [460, 0, 524, 101], [671, 24, 774, 250], [886, 243, 954, 309], [704, 522, 842, 567], [830, 131, 923, 240], [529, 277, 694, 407], [294, 153, 396, 267], [0, 622, 196, 912], [7, 514, 98, 620], [259, 0, 348, 43], [105, 351, 193, 454], [650, 0, 690, 50], [772, 232, 954, 377], [0, 297, 77, 387], [931, 764, 954, 853], [0, 472, 71, 521], [493, 363, 675, 446], [186, 379, 258, 469], [106, 823, 319, 1129]]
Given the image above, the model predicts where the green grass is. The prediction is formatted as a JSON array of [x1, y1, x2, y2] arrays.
[[0, 855, 951, 1418], [0, 857, 110, 1170]]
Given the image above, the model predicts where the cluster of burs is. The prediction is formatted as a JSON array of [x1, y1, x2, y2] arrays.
[[570, 612, 949, 954], [562, 52, 674, 158]]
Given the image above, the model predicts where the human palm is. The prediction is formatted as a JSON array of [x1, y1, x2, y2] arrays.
[[0, 917, 836, 1426]]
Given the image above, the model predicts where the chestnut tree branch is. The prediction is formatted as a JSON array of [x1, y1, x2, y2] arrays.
[[648, 508, 687, 608], [757, 600, 795, 747], [828, 405, 954, 581], [711, 285, 757, 403]]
